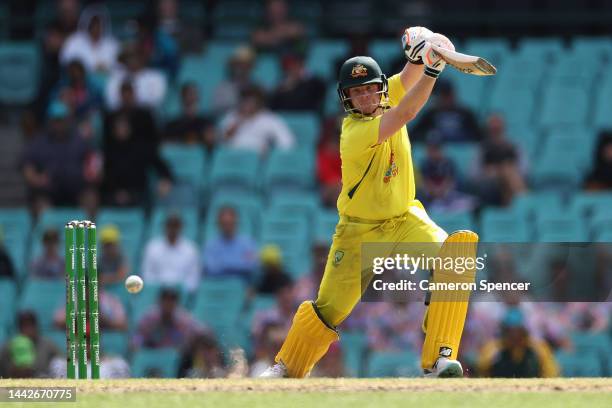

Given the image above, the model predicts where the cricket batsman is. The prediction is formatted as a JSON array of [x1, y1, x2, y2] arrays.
[[262, 27, 479, 378]]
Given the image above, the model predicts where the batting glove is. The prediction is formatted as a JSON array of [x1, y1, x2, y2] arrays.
[[402, 26, 433, 64], [422, 33, 455, 78]]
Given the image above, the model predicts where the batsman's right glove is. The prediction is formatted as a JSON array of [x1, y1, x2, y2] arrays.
[[422, 33, 455, 78], [402, 26, 433, 64]]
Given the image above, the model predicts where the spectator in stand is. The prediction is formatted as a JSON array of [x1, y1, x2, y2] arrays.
[[257, 245, 292, 295], [0, 228, 16, 280], [269, 51, 326, 112], [22, 101, 97, 210], [219, 86, 295, 155], [30, 229, 64, 280], [133, 287, 208, 349], [142, 214, 200, 294], [177, 333, 226, 378], [53, 59, 103, 120], [411, 80, 482, 143], [101, 81, 172, 207], [98, 224, 129, 286], [202, 207, 258, 284], [476, 114, 527, 206], [54, 0, 81, 37], [133, 15, 180, 80], [155, 0, 203, 54], [53, 286, 128, 331], [251, 0, 305, 54], [60, 4, 118, 73], [584, 130, 612, 191], [418, 133, 477, 213], [0, 311, 60, 378], [105, 44, 167, 110], [317, 115, 343, 208], [212, 46, 257, 115], [478, 308, 559, 378], [164, 82, 216, 151]]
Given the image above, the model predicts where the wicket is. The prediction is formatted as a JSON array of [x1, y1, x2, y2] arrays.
[[64, 220, 100, 379]]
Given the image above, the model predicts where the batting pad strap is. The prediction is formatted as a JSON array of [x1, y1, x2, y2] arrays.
[[421, 230, 479, 370], [275, 301, 339, 378]]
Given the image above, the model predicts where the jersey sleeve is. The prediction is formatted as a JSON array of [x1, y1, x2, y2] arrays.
[[387, 73, 407, 107], [340, 116, 381, 159]]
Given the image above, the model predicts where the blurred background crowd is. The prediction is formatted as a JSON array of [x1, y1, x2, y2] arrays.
[[0, 0, 611, 379]]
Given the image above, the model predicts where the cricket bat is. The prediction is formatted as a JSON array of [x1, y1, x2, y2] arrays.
[[430, 44, 497, 76]]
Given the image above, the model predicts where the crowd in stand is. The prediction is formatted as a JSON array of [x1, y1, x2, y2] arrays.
[[1, 0, 611, 379]]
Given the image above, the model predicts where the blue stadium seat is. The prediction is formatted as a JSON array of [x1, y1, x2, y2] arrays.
[[549, 54, 597, 85], [30, 208, 86, 260], [365, 350, 421, 377], [102, 331, 129, 358], [0, 279, 17, 334], [278, 112, 320, 149], [261, 212, 311, 277], [555, 350, 602, 377], [571, 37, 612, 62], [0, 42, 40, 104], [538, 85, 589, 129], [516, 38, 565, 61], [202, 191, 261, 241], [443, 68, 492, 117], [306, 40, 350, 80], [341, 331, 368, 377], [530, 152, 582, 192], [465, 38, 512, 68], [263, 149, 315, 193], [160, 144, 208, 207], [252, 54, 281, 90], [589, 209, 612, 238], [593, 79, 612, 128], [480, 208, 530, 242], [540, 127, 596, 174], [129, 283, 188, 326], [510, 192, 563, 220], [18, 280, 64, 331], [568, 192, 612, 218], [323, 85, 342, 116], [148, 207, 199, 242], [488, 82, 536, 128], [97, 209, 146, 274], [370, 40, 398, 73], [429, 211, 475, 234], [444, 143, 479, 180], [535, 214, 589, 242], [570, 331, 611, 358], [132, 348, 180, 378], [269, 192, 320, 227], [314, 209, 339, 244], [176, 54, 226, 114], [209, 148, 260, 194], [504, 125, 540, 160]]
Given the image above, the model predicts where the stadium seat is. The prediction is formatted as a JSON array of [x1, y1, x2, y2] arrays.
[[516, 38, 565, 61], [263, 148, 315, 193], [443, 143, 479, 180], [306, 40, 350, 80], [314, 209, 339, 244], [539, 127, 596, 174], [203, 191, 261, 241], [530, 152, 582, 192], [176, 54, 226, 114], [429, 211, 475, 234], [510, 192, 563, 220], [148, 206, 199, 242], [0, 279, 17, 334], [209, 148, 260, 194], [593, 79, 612, 128], [252, 54, 281, 90], [464, 38, 512, 68], [370, 40, 399, 73], [160, 144, 208, 207], [570, 331, 611, 358], [589, 209, 612, 238], [102, 331, 130, 358], [132, 347, 180, 378], [443, 68, 491, 117], [535, 214, 589, 242], [365, 350, 421, 377], [548, 54, 597, 85], [261, 212, 311, 277], [480, 208, 530, 242], [269, 192, 320, 227], [0, 42, 40, 104], [278, 112, 320, 149], [30, 208, 86, 260], [323, 85, 342, 116], [341, 331, 368, 377], [538, 85, 589, 129], [97, 208, 146, 274], [571, 36, 612, 62], [488, 82, 536, 128], [568, 192, 612, 219], [18, 280, 65, 331]]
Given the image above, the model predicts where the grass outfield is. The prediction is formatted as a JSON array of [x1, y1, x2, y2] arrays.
[[1, 378, 611, 408]]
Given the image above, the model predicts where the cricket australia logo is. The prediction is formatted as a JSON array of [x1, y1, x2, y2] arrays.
[[439, 347, 452, 357], [351, 64, 368, 78], [333, 250, 344, 266], [383, 151, 399, 183]]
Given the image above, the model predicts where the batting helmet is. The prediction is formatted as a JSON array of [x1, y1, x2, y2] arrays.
[[337, 56, 389, 118]]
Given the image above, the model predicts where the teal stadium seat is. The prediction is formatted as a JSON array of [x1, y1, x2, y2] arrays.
[[132, 348, 180, 378], [571, 37, 612, 62], [341, 331, 368, 377], [18, 280, 65, 331], [323, 85, 342, 116], [589, 209, 612, 238], [261, 212, 311, 277], [480, 208, 530, 242], [444, 67, 491, 117], [488, 82, 536, 129], [160, 144, 207, 207], [209, 148, 260, 194], [510, 192, 563, 220], [97, 209, 146, 274], [538, 85, 588, 129], [429, 211, 475, 234], [540, 127, 596, 174], [516, 38, 565, 61], [504, 125, 540, 160], [465, 38, 511, 69], [263, 149, 315, 193], [0, 279, 17, 334], [30, 208, 86, 260], [548, 54, 597, 85], [129, 283, 188, 326], [0, 42, 40, 104], [569, 192, 612, 218], [365, 350, 421, 377], [175, 52, 225, 115], [192, 277, 248, 348], [314, 209, 338, 244], [252, 54, 281, 90], [148, 206, 199, 242], [530, 152, 581, 192], [279, 112, 320, 150], [202, 191, 261, 241], [269, 192, 320, 228], [443, 143, 478, 180], [306, 40, 350, 80], [535, 214, 588, 242], [102, 331, 129, 358], [593, 75, 612, 129], [370, 40, 398, 73]]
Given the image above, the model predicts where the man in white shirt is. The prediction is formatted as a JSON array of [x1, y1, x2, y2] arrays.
[[142, 213, 200, 294], [60, 5, 119, 73], [219, 86, 295, 155]]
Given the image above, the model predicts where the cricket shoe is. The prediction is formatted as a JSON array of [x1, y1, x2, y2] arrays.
[[260, 362, 288, 378], [424, 357, 463, 378]]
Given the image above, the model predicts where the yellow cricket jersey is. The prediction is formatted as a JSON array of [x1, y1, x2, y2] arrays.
[[336, 74, 415, 220]]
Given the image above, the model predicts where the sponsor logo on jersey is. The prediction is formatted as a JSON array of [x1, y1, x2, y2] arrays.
[[383, 151, 399, 183]]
